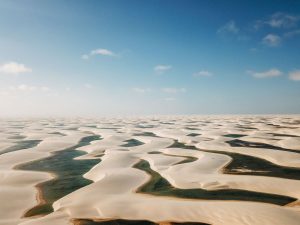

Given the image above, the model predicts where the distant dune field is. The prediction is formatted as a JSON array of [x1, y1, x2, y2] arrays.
[[0, 115, 300, 225]]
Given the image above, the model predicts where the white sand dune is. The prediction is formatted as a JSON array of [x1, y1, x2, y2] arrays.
[[146, 148, 300, 199], [195, 138, 300, 167], [0, 116, 299, 225], [0, 129, 91, 225]]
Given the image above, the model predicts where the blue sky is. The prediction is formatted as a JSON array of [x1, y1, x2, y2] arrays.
[[0, 0, 300, 116]]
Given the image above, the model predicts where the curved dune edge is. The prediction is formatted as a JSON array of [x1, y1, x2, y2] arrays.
[[0, 116, 299, 225], [132, 159, 296, 206], [137, 147, 300, 201], [16, 135, 101, 218], [0, 130, 94, 225], [21, 146, 300, 224]]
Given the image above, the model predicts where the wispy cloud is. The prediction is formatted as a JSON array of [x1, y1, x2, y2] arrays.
[[262, 34, 281, 47], [0, 62, 32, 74], [268, 12, 298, 28], [247, 69, 282, 78], [217, 20, 251, 41], [193, 70, 213, 77], [82, 48, 117, 60], [269, 13, 299, 28], [91, 49, 116, 56], [217, 20, 239, 34], [255, 13, 299, 29], [162, 87, 186, 94], [132, 87, 152, 93], [289, 70, 300, 81], [284, 29, 300, 38], [252, 13, 300, 47], [154, 65, 172, 74]]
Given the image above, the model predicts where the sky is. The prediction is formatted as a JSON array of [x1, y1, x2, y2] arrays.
[[0, 0, 300, 117]]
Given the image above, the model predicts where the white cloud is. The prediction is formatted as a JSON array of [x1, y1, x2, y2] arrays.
[[162, 87, 186, 94], [247, 69, 282, 78], [82, 48, 117, 60], [90, 49, 116, 56], [217, 20, 239, 34], [154, 65, 172, 74], [262, 34, 281, 47], [193, 70, 213, 77], [132, 88, 152, 93], [0, 62, 32, 74], [267, 13, 299, 28], [289, 70, 300, 81], [255, 13, 299, 29]]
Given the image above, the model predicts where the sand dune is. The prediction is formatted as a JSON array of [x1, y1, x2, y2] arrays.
[[0, 116, 299, 225]]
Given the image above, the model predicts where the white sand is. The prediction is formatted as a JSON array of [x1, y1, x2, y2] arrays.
[[0, 116, 299, 225], [0, 127, 91, 225]]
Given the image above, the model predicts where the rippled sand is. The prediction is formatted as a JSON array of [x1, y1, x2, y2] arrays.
[[0, 115, 300, 225]]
